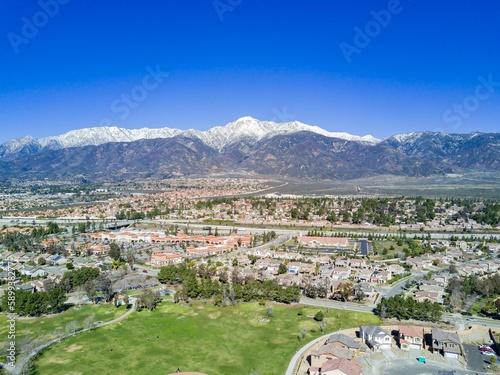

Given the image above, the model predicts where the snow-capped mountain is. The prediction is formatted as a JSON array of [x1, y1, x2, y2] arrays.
[[0, 117, 380, 159], [185, 116, 380, 150], [0, 125, 499, 181]]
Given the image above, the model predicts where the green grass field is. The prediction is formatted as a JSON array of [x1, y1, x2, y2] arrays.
[[0, 304, 127, 351], [33, 301, 379, 375]]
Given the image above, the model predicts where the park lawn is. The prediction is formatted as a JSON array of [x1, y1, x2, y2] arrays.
[[0, 303, 127, 347], [35, 301, 379, 375]]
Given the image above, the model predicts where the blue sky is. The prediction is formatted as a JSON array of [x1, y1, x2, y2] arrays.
[[1, 0, 499, 144]]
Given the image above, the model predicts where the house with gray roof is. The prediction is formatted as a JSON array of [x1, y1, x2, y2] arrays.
[[359, 325, 392, 350], [309, 344, 355, 367], [326, 333, 361, 354], [431, 328, 462, 359]]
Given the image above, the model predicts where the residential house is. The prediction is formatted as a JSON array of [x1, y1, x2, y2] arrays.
[[326, 333, 361, 355], [352, 269, 372, 283], [47, 254, 67, 266], [349, 259, 366, 269], [406, 257, 424, 270], [312, 358, 362, 375], [356, 282, 377, 301], [413, 291, 442, 304], [398, 325, 424, 350], [16, 283, 35, 293], [370, 270, 392, 284], [252, 249, 272, 258], [309, 344, 355, 368], [331, 266, 351, 280], [335, 258, 350, 267], [20, 266, 48, 278], [30, 279, 52, 292], [431, 328, 462, 358], [299, 262, 315, 275], [386, 264, 406, 276], [0, 271, 15, 282], [255, 258, 281, 273], [273, 251, 302, 260], [288, 262, 301, 274], [359, 325, 392, 351]]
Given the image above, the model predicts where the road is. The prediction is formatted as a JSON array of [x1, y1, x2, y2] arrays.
[[383, 273, 423, 299], [150, 219, 500, 240], [442, 313, 500, 330], [301, 297, 500, 332]]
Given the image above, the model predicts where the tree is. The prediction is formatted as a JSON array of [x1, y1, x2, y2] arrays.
[[126, 252, 135, 269], [65, 321, 78, 336], [298, 327, 308, 341], [83, 313, 96, 330], [334, 282, 353, 302], [2, 288, 66, 316], [319, 319, 326, 332], [94, 273, 113, 301], [314, 310, 324, 322], [109, 242, 121, 261], [265, 304, 274, 318], [353, 283, 365, 302], [83, 280, 96, 303], [219, 271, 228, 284], [122, 294, 130, 307], [136, 289, 161, 311], [304, 284, 318, 299], [278, 263, 288, 275]]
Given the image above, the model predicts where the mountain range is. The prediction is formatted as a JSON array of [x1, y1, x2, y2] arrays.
[[0, 117, 498, 181]]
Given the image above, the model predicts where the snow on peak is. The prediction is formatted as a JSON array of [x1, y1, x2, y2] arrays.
[[391, 132, 420, 143], [0, 117, 381, 154], [197, 117, 380, 149]]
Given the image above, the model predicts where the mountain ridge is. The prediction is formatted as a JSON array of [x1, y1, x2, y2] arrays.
[[0, 118, 498, 182], [0, 117, 379, 160]]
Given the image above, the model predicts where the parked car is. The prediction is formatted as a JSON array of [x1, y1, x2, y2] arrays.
[[142, 269, 148, 273], [479, 347, 494, 353]]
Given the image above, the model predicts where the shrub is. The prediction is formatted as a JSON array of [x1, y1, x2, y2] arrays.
[[314, 311, 324, 322]]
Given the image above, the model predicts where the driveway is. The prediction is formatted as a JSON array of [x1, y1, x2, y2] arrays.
[[371, 358, 471, 375], [462, 344, 484, 373]]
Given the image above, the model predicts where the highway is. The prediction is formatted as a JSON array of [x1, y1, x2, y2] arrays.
[[150, 219, 500, 240]]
